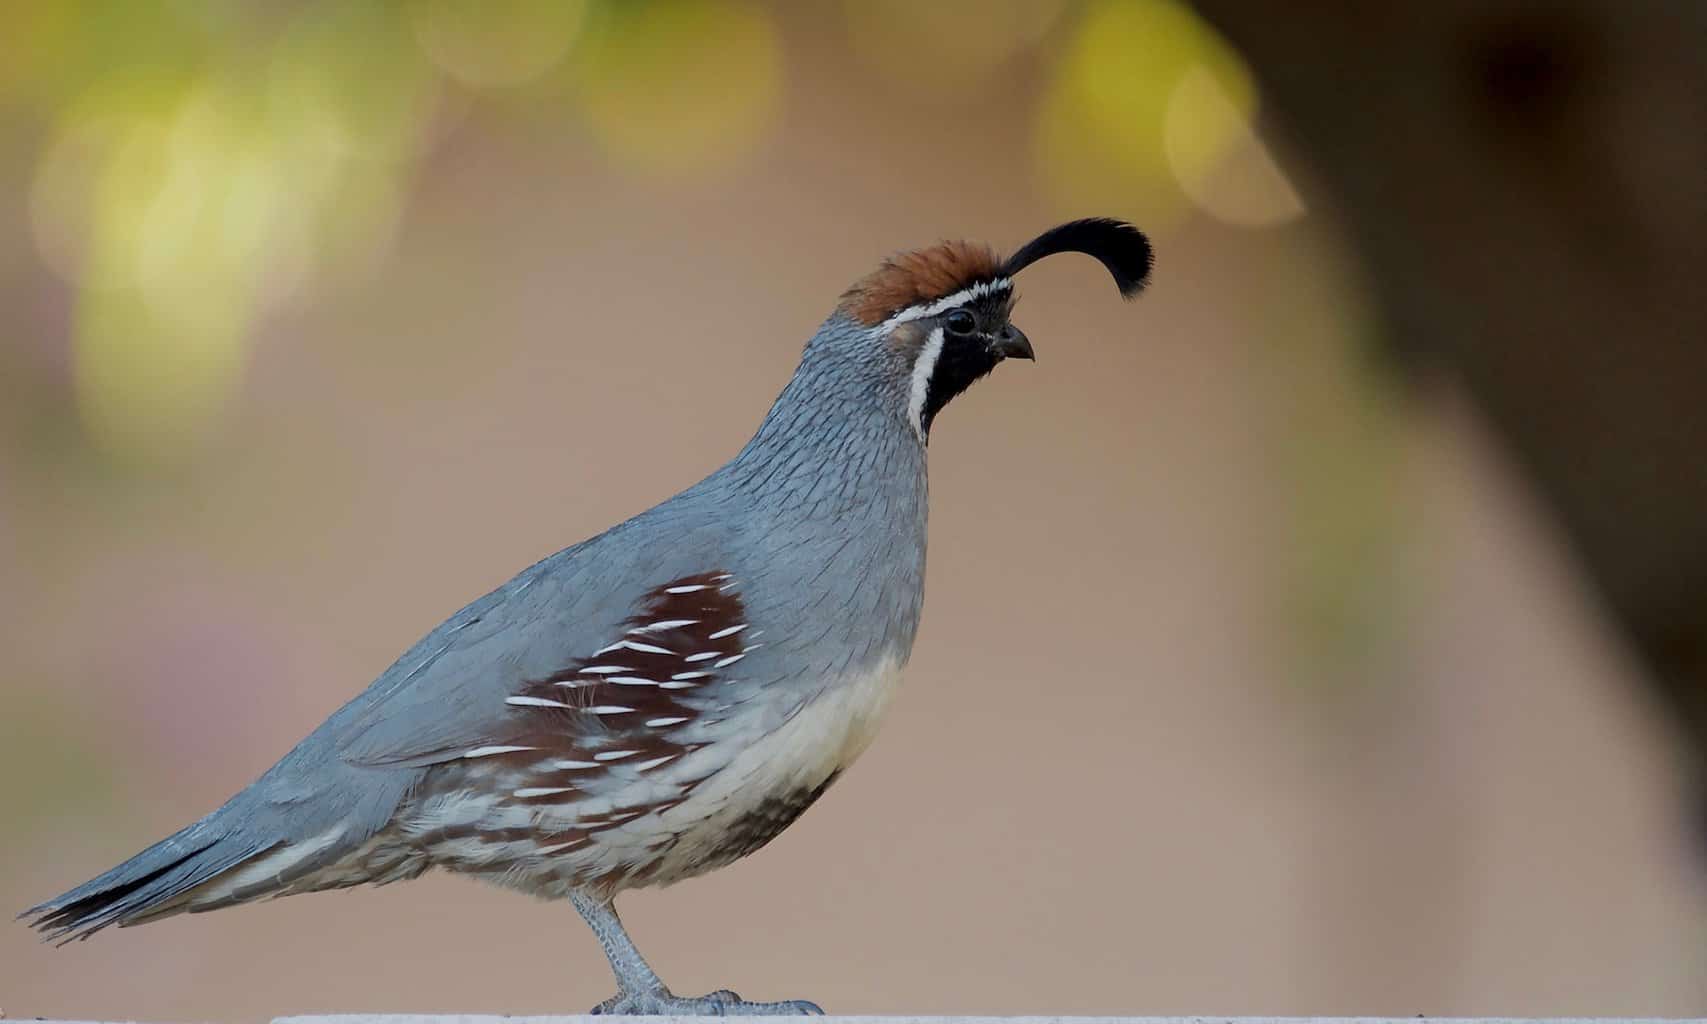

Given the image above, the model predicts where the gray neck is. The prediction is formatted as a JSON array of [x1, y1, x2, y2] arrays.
[[705, 315, 930, 664], [723, 317, 926, 526]]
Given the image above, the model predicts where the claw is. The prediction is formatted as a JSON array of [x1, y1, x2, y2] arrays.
[[591, 988, 822, 1016]]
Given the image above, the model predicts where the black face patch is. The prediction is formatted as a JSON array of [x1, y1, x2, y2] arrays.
[[921, 331, 1001, 436], [919, 293, 1013, 437]]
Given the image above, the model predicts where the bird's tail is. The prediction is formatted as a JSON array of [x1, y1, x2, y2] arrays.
[[19, 812, 277, 944]]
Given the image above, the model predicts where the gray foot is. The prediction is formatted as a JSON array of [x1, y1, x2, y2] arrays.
[[591, 988, 823, 1016]]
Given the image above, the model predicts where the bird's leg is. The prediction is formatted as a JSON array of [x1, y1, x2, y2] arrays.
[[571, 891, 668, 1002], [570, 891, 823, 1016]]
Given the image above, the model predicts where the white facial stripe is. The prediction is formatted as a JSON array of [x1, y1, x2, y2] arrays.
[[880, 277, 1013, 333], [908, 326, 946, 440]]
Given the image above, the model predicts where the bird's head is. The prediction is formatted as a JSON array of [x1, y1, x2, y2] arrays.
[[833, 217, 1152, 440]]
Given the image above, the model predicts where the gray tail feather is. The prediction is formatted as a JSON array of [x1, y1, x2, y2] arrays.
[[19, 815, 273, 944]]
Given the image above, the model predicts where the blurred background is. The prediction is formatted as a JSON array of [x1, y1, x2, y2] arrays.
[[3, 0, 1704, 1019]]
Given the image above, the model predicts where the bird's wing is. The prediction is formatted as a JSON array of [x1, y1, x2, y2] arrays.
[[333, 557, 759, 774]]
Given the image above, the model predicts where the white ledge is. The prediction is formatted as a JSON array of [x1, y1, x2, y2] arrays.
[[268, 1017, 1707, 1024], [28, 1018, 1707, 1024]]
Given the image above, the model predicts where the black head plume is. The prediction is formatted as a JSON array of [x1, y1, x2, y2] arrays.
[[1001, 217, 1153, 298]]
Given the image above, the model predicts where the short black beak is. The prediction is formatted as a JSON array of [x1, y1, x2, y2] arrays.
[[992, 324, 1034, 361]]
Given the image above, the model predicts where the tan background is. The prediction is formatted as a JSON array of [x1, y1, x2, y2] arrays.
[[2, 3, 1703, 1020]]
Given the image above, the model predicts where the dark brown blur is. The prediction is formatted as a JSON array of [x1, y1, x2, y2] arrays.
[[2, 2, 1702, 1020]]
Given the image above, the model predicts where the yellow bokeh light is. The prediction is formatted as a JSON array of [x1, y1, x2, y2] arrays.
[[568, 0, 781, 174], [68, 83, 271, 465], [74, 283, 250, 468], [29, 3, 436, 466], [0, 3, 78, 109], [1035, 0, 1273, 230], [412, 0, 589, 89], [30, 116, 113, 289], [1164, 67, 1304, 228], [266, 5, 431, 293], [267, 4, 438, 165]]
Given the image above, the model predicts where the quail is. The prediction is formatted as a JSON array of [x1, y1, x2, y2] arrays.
[[24, 218, 1152, 1015]]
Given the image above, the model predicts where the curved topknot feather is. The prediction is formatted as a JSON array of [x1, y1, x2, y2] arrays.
[[1001, 218, 1153, 298], [839, 218, 1152, 327]]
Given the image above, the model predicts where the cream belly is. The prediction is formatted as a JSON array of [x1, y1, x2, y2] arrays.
[[633, 655, 906, 886]]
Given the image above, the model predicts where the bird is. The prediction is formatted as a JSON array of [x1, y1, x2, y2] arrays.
[[23, 217, 1152, 1015]]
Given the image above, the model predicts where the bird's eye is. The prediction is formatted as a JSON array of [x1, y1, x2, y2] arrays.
[[944, 309, 977, 337]]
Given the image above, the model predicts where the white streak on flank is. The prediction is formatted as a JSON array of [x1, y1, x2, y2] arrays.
[[536, 838, 590, 856], [594, 750, 638, 761], [713, 653, 746, 669], [713, 574, 734, 581], [579, 665, 634, 674], [463, 745, 535, 759], [907, 326, 946, 440], [506, 695, 572, 709], [587, 705, 635, 715], [594, 639, 672, 656], [632, 619, 697, 633], [685, 651, 720, 663], [664, 584, 708, 594], [553, 759, 600, 770], [671, 671, 711, 680], [646, 716, 690, 727], [514, 786, 574, 798], [634, 754, 679, 772], [708, 623, 749, 640], [659, 680, 700, 689], [607, 676, 661, 686], [880, 278, 1014, 333]]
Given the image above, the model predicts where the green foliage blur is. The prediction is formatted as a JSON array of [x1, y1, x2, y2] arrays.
[[6, 0, 1296, 467]]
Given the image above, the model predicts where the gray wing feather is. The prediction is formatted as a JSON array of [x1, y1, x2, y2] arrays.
[[331, 521, 724, 769], [333, 559, 582, 767]]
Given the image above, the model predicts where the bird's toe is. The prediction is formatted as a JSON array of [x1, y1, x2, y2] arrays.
[[590, 988, 821, 1016]]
